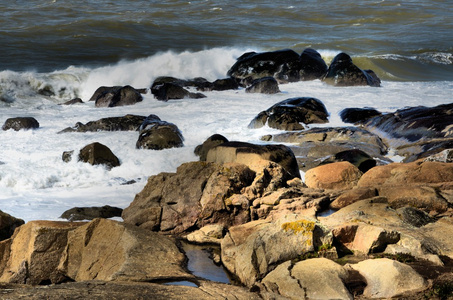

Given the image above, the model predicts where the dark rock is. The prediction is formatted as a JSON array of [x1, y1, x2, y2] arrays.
[[397, 207, 435, 228], [248, 97, 329, 131], [340, 107, 382, 124], [194, 134, 229, 161], [227, 49, 302, 84], [2, 117, 39, 131], [299, 48, 328, 80], [0, 210, 24, 241], [89, 86, 121, 101], [136, 115, 184, 150], [62, 150, 74, 163], [58, 115, 146, 133], [151, 82, 206, 101], [60, 205, 123, 221], [323, 52, 381, 87], [211, 78, 239, 91], [320, 149, 377, 173], [78, 142, 121, 169], [60, 98, 84, 105], [94, 85, 143, 107], [245, 77, 280, 94]]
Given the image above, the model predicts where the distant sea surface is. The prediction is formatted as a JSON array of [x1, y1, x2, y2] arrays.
[[1, 0, 452, 81]]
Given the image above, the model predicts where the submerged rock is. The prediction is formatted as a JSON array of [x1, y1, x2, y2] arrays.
[[249, 97, 329, 131], [2, 117, 39, 131], [323, 52, 381, 87]]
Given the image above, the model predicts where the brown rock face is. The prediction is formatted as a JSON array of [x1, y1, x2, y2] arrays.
[[305, 161, 363, 190]]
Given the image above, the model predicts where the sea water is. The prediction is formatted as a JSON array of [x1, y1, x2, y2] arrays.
[[0, 0, 452, 222]]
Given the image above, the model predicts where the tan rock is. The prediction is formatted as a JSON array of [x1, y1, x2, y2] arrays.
[[58, 218, 191, 282], [330, 187, 377, 209], [305, 161, 362, 190], [0, 221, 82, 285], [185, 224, 225, 245], [347, 258, 428, 298]]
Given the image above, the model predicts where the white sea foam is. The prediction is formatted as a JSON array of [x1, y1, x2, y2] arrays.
[[0, 48, 452, 222]]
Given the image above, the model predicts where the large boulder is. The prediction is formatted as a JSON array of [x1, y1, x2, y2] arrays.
[[194, 134, 229, 161], [227, 49, 302, 84], [347, 258, 428, 298], [151, 80, 206, 101], [0, 211, 24, 241], [261, 258, 352, 300], [58, 114, 146, 133], [248, 97, 329, 131], [304, 161, 363, 190], [299, 48, 329, 80], [136, 114, 184, 150], [94, 85, 143, 107], [205, 141, 301, 179], [221, 216, 332, 286], [2, 117, 39, 131], [323, 52, 381, 87], [78, 142, 120, 169], [340, 107, 382, 124], [57, 218, 191, 282], [0, 221, 83, 284], [245, 77, 280, 94]]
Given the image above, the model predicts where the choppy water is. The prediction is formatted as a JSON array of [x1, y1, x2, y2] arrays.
[[0, 1, 452, 222]]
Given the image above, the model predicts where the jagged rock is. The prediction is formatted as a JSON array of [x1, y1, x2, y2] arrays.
[[323, 52, 381, 87], [347, 258, 428, 298], [0, 221, 83, 285], [136, 115, 184, 150], [194, 134, 229, 161], [59, 205, 123, 221], [261, 259, 352, 300], [205, 141, 301, 179], [340, 107, 382, 124], [94, 85, 143, 107], [57, 218, 190, 282], [248, 97, 328, 131], [78, 142, 120, 169], [0, 210, 24, 241], [305, 161, 363, 190], [227, 49, 302, 84], [58, 114, 146, 133], [2, 117, 39, 131], [245, 77, 280, 94], [424, 148, 453, 163], [221, 215, 332, 286], [299, 48, 329, 80]]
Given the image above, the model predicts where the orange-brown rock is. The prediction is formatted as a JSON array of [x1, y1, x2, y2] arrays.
[[305, 161, 362, 190]]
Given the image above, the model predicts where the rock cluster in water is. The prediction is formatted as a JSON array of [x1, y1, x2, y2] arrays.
[[0, 48, 452, 299]]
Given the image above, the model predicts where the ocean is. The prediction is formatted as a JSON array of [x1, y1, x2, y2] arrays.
[[0, 0, 452, 222]]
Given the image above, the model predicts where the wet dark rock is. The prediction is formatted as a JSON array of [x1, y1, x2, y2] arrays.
[[89, 86, 121, 101], [340, 107, 382, 124], [245, 77, 280, 94], [248, 97, 329, 131], [94, 85, 143, 107], [151, 82, 206, 101], [227, 49, 302, 84], [60, 205, 123, 221], [0, 210, 24, 241], [320, 149, 377, 173], [210, 78, 239, 91], [60, 98, 84, 105], [58, 114, 146, 133], [2, 117, 39, 131], [299, 48, 328, 80], [194, 134, 229, 161], [78, 142, 120, 169], [136, 115, 184, 150], [62, 150, 74, 163], [323, 52, 381, 87]]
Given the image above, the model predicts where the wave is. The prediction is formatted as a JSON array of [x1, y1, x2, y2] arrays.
[[1, 47, 451, 107]]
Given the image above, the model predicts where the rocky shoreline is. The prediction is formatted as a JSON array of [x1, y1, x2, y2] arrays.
[[1, 49, 452, 299]]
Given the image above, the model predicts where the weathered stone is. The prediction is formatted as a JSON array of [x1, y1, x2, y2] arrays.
[[59, 205, 123, 221], [206, 141, 301, 180], [245, 77, 280, 94], [330, 187, 378, 210], [249, 97, 328, 131], [221, 216, 332, 286], [2, 117, 39, 131], [184, 224, 225, 245], [136, 115, 184, 150], [0, 221, 83, 285], [396, 207, 435, 228], [58, 114, 146, 133], [194, 134, 229, 161], [347, 258, 428, 298], [94, 85, 143, 107], [58, 218, 190, 282], [0, 211, 24, 241], [78, 142, 120, 169], [323, 52, 381, 87], [262, 258, 352, 300], [305, 161, 362, 190]]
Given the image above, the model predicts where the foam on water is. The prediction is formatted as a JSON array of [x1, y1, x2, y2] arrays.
[[0, 48, 452, 222]]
